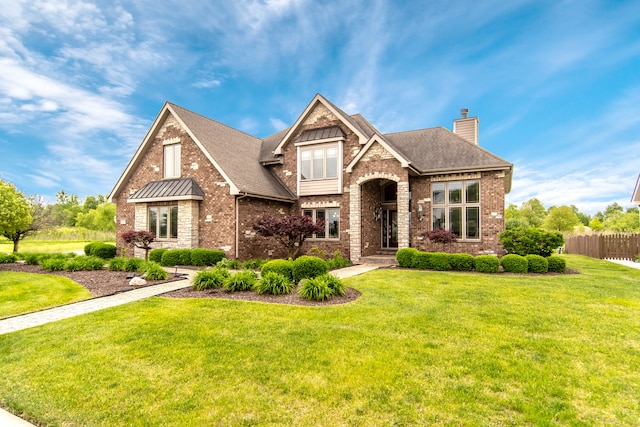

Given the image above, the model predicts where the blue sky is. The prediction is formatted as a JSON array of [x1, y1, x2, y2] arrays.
[[0, 0, 639, 215]]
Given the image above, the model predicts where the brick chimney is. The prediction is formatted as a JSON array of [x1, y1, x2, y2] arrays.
[[453, 108, 479, 145]]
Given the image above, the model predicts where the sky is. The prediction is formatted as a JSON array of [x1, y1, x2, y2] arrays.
[[0, 0, 639, 215]]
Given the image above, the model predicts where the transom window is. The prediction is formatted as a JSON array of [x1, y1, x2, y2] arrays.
[[303, 208, 340, 239], [164, 143, 181, 178], [300, 146, 338, 180], [432, 180, 480, 240], [149, 206, 178, 239]]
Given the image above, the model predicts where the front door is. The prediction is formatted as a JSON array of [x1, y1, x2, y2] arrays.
[[382, 209, 398, 249]]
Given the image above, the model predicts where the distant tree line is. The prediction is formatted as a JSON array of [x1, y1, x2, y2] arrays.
[[506, 198, 640, 233]]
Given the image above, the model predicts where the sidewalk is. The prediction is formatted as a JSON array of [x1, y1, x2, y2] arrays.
[[0, 263, 381, 426]]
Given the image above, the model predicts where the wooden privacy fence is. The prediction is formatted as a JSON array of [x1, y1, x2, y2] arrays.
[[565, 234, 640, 260]]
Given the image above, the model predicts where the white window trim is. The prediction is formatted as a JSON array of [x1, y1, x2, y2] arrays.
[[296, 140, 343, 195], [431, 180, 481, 241], [149, 205, 178, 240], [303, 208, 340, 240], [164, 143, 181, 179]]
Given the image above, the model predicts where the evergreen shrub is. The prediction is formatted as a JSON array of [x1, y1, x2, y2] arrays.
[[411, 252, 433, 270], [396, 248, 419, 268], [431, 252, 452, 271], [450, 253, 475, 271], [84, 242, 101, 256], [292, 255, 328, 282], [526, 254, 548, 274], [500, 254, 528, 274], [92, 243, 116, 259], [149, 248, 167, 263], [160, 250, 182, 266], [474, 255, 499, 273], [547, 256, 566, 273], [261, 259, 294, 282]]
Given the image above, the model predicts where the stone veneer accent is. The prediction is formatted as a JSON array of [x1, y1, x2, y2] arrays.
[[396, 181, 410, 249], [349, 184, 361, 262]]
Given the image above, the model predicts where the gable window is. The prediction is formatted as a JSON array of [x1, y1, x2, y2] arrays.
[[300, 146, 338, 181], [149, 206, 178, 239], [432, 180, 480, 240], [164, 143, 181, 178], [303, 208, 339, 239]]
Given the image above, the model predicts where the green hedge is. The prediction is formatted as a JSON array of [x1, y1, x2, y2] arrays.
[[474, 255, 500, 273], [449, 253, 475, 271], [149, 248, 167, 263], [526, 254, 548, 274], [547, 256, 566, 273], [396, 248, 419, 268], [430, 252, 452, 271], [411, 252, 434, 270], [500, 254, 528, 274]]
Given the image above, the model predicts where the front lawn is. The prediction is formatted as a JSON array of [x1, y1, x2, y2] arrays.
[[0, 255, 639, 426], [0, 272, 92, 318]]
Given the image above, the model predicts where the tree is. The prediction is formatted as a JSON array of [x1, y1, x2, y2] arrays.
[[570, 205, 591, 226], [76, 203, 116, 231], [420, 229, 458, 251], [604, 211, 640, 232], [588, 217, 604, 231], [542, 206, 581, 232], [0, 180, 33, 252], [520, 198, 547, 228], [253, 214, 325, 259], [121, 230, 155, 260]]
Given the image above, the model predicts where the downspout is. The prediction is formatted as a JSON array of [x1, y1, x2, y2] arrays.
[[235, 193, 248, 260]]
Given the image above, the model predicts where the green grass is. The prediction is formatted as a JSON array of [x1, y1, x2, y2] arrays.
[[0, 272, 92, 318], [1, 255, 639, 426], [0, 240, 93, 254]]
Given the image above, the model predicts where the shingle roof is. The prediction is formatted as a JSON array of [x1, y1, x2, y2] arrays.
[[384, 127, 512, 173], [168, 103, 295, 201], [128, 178, 204, 202]]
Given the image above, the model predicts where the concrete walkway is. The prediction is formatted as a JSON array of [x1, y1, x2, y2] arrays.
[[0, 263, 382, 427]]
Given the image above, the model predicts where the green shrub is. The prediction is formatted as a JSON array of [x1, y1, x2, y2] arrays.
[[124, 257, 145, 272], [299, 276, 333, 301], [160, 250, 182, 266], [0, 253, 17, 263], [411, 252, 434, 270], [547, 256, 566, 273], [526, 254, 548, 274], [84, 241, 101, 256], [92, 243, 116, 259], [41, 258, 67, 271], [261, 259, 294, 282], [500, 254, 528, 273], [23, 253, 41, 265], [190, 248, 226, 267], [216, 258, 240, 270], [223, 270, 258, 292], [108, 257, 127, 271], [320, 273, 346, 296], [431, 252, 452, 271], [396, 248, 419, 268], [143, 262, 168, 280], [242, 259, 260, 270], [325, 250, 351, 270], [149, 248, 167, 263], [450, 253, 475, 271], [175, 249, 192, 265], [474, 255, 499, 273], [292, 255, 328, 283], [499, 227, 564, 257], [77, 256, 105, 271], [192, 268, 230, 291], [255, 272, 294, 295]]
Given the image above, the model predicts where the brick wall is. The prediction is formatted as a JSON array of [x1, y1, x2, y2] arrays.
[[237, 197, 293, 260]]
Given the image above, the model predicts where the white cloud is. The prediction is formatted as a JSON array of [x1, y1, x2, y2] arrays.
[[269, 117, 287, 131]]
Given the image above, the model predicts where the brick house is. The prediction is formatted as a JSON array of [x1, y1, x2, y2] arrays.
[[109, 94, 513, 262]]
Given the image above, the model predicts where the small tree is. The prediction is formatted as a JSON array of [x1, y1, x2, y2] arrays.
[[420, 229, 458, 252], [0, 180, 33, 253], [120, 230, 155, 260], [253, 214, 325, 259]]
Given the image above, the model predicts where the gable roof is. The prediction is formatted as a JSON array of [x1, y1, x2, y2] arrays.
[[632, 174, 640, 205]]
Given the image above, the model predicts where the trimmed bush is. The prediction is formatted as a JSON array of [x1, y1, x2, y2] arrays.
[[500, 254, 528, 274], [526, 254, 548, 274], [92, 243, 116, 260], [84, 241, 101, 256], [190, 248, 226, 267], [450, 253, 475, 271], [0, 253, 17, 263], [411, 252, 434, 270], [396, 248, 419, 268], [160, 250, 182, 267], [547, 256, 566, 273], [255, 272, 294, 295], [223, 270, 258, 292], [431, 252, 452, 271], [149, 248, 167, 263], [299, 276, 333, 301], [41, 257, 67, 271], [175, 249, 192, 266], [124, 257, 145, 272], [292, 255, 328, 283], [192, 268, 230, 291], [499, 227, 564, 257], [108, 257, 127, 271], [475, 255, 499, 273], [143, 262, 168, 280], [320, 273, 346, 296], [261, 259, 294, 282]]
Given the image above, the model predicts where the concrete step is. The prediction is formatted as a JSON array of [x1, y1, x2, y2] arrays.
[[360, 255, 398, 265]]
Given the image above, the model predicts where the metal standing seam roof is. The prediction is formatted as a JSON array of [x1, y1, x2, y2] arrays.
[[128, 178, 205, 202], [294, 126, 344, 143]]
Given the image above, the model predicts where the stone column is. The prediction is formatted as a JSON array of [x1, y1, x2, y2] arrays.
[[397, 181, 410, 249], [133, 204, 147, 258], [178, 200, 199, 248], [349, 184, 361, 263]]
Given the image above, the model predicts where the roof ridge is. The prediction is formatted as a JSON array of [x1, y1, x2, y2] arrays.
[[383, 125, 445, 137]]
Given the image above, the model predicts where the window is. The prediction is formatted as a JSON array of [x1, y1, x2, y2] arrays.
[[303, 208, 339, 239], [164, 143, 181, 178], [300, 146, 338, 180], [432, 180, 480, 239], [149, 206, 178, 239]]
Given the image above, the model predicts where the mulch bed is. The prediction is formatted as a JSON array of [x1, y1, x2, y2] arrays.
[[0, 263, 361, 306]]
